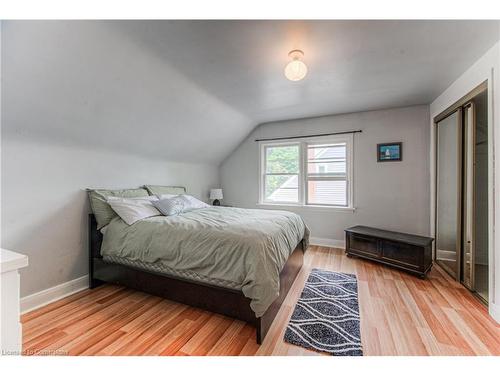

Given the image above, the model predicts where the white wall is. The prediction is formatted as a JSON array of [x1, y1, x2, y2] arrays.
[[1, 137, 219, 297], [221, 105, 431, 245], [429, 41, 500, 322]]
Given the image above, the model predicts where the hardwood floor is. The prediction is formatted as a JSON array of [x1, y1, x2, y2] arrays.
[[21, 246, 500, 356]]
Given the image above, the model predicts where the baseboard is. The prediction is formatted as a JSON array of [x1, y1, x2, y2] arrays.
[[490, 302, 500, 323], [309, 237, 345, 249], [20, 275, 89, 314]]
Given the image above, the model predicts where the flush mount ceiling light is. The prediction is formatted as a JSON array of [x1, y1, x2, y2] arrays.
[[284, 49, 308, 81]]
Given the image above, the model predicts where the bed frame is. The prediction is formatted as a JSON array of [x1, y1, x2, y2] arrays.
[[88, 214, 304, 344]]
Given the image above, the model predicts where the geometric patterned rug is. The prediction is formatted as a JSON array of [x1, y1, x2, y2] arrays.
[[283, 268, 363, 356]]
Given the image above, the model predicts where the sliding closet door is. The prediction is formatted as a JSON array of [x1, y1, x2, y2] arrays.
[[435, 109, 462, 280]]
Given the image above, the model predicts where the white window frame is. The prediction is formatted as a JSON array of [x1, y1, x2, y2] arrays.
[[258, 134, 354, 210]]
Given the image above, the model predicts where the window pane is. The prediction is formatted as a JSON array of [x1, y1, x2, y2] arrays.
[[265, 175, 298, 202], [265, 145, 299, 173], [307, 161, 346, 174], [308, 180, 347, 206], [307, 144, 346, 161]]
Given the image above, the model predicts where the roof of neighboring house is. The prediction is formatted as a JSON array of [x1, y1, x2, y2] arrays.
[[267, 175, 298, 202]]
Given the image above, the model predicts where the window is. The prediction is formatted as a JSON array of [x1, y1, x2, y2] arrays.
[[260, 134, 353, 208], [306, 142, 348, 206], [262, 143, 300, 204]]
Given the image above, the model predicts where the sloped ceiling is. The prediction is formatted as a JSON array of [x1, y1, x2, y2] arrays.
[[2, 20, 499, 164]]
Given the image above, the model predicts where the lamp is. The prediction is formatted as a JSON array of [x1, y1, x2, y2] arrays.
[[210, 188, 223, 206], [284, 49, 308, 81]]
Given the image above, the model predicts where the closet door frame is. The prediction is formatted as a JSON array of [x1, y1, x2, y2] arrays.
[[462, 102, 476, 290]]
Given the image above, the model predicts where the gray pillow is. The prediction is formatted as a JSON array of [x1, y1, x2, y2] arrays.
[[144, 185, 186, 196], [87, 188, 149, 229], [152, 195, 191, 216]]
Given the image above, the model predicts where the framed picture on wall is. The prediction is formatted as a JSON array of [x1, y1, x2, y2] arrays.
[[377, 142, 402, 162]]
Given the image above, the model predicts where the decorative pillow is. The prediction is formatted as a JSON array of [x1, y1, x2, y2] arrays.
[[87, 188, 149, 229], [144, 185, 186, 196], [107, 196, 161, 225], [153, 195, 209, 216], [152, 195, 190, 216]]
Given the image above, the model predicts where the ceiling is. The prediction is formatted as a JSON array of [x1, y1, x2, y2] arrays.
[[3, 20, 499, 164], [113, 20, 499, 123]]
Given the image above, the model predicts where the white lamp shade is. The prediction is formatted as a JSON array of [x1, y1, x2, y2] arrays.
[[210, 189, 223, 200], [284, 59, 308, 81]]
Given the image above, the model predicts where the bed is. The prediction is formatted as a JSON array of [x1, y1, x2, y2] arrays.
[[88, 203, 309, 344]]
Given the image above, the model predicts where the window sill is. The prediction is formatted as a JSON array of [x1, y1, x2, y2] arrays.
[[256, 202, 356, 213]]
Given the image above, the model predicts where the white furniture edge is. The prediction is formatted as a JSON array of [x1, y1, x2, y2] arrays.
[[20, 275, 88, 314], [0, 249, 28, 273], [309, 237, 345, 249], [1, 249, 29, 355]]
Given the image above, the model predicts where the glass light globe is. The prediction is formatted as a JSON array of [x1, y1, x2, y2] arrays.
[[284, 55, 308, 81]]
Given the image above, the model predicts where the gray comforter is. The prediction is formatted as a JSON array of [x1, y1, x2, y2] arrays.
[[101, 206, 309, 317]]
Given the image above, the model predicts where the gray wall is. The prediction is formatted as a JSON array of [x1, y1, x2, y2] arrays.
[[1, 138, 219, 298], [221, 105, 431, 242]]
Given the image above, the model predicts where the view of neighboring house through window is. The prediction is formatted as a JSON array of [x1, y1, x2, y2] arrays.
[[263, 144, 300, 203], [260, 134, 353, 207], [307, 142, 348, 206]]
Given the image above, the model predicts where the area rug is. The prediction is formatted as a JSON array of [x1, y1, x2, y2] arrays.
[[284, 268, 363, 356]]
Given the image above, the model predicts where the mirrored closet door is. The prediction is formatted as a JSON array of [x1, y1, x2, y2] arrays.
[[435, 109, 462, 280], [434, 83, 489, 304]]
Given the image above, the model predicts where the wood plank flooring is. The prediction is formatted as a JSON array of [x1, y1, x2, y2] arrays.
[[21, 246, 500, 356]]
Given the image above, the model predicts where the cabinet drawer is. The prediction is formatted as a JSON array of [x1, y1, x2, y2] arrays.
[[380, 240, 422, 270], [349, 234, 379, 257]]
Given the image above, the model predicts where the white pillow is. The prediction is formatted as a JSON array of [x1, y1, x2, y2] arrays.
[[157, 194, 179, 200], [158, 194, 210, 209], [107, 196, 161, 225], [182, 194, 210, 209]]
